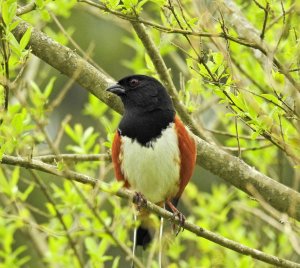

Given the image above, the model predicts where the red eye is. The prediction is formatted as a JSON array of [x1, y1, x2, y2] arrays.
[[129, 78, 140, 88]]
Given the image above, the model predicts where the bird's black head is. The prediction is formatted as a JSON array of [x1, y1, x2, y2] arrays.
[[106, 75, 176, 145], [107, 75, 174, 113]]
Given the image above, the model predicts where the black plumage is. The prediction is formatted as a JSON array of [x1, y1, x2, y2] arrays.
[[107, 75, 175, 145]]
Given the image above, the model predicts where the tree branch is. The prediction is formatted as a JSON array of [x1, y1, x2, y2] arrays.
[[1, 154, 299, 268], [33, 153, 108, 163], [11, 18, 300, 221], [16, 2, 36, 16]]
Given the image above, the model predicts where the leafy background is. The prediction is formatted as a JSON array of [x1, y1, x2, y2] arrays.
[[0, 0, 299, 267]]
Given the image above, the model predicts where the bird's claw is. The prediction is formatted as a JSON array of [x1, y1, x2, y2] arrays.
[[166, 200, 186, 235], [172, 211, 186, 236], [133, 192, 147, 211]]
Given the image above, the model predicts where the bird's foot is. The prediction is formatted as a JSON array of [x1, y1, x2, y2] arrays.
[[166, 200, 186, 236], [133, 192, 147, 211], [173, 211, 186, 236]]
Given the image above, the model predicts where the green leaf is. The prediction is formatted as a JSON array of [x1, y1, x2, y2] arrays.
[[11, 112, 25, 135], [35, 0, 44, 8], [250, 131, 261, 140], [145, 54, 155, 71], [66, 145, 84, 154], [44, 77, 56, 98], [112, 256, 120, 268], [137, 0, 148, 10], [261, 94, 281, 106], [101, 181, 123, 194], [19, 184, 34, 201], [109, 0, 120, 8], [8, 20, 19, 31], [272, 69, 285, 85], [228, 92, 245, 110], [65, 124, 80, 143], [57, 160, 67, 171], [82, 127, 94, 143], [0, 169, 10, 195], [6, 32, 22, 57], [2, 2, 17, 25], [19, 27, 32, 51], [11, 167, 20, 191], [84, 133, 99, 152], [150, 0, 166, 6], [85, 237, 98, 253], [1, 2, 9, 25]]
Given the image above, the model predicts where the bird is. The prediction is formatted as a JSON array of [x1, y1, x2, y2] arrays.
[[106, 74, 197, 250]]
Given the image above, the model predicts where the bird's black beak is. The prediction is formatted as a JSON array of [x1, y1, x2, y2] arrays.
[[106, 83, 125, 95]]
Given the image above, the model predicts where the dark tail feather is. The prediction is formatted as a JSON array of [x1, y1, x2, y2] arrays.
[[136, 226, 152, 249], [131, 225, 153, 268]]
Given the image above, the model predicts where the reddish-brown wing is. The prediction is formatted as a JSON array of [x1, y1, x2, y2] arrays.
[[174, 116, 197, 198], [111, 131, 130, 188]]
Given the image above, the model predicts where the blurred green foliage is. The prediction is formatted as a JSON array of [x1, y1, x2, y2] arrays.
[[0, 0, 299, 267]]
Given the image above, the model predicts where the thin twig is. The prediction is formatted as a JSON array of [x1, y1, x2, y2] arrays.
[[280, 0, 286, 24], [0, 26, 10, 112], [261, 2, 269, 40], [206, 129, 265, 140], [222, 143, 272, 152], [253, 0, 270, 39], [53, 114, 72, 149]]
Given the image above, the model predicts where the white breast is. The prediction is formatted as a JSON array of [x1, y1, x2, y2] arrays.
[[120, 124, 180, 204]]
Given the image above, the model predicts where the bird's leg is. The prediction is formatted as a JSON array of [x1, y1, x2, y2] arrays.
[[166, 200, 186, 236], [133, 192, 147, 211]]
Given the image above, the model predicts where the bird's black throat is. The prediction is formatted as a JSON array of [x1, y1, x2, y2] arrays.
[[118, 109, 175, 146]]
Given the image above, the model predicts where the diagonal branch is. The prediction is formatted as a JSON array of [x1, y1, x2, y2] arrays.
[[1, 154, 299, 268], [11, 18, 300, 221]]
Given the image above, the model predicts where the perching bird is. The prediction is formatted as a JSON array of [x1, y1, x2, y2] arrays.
[[107, 75, 196, 249]]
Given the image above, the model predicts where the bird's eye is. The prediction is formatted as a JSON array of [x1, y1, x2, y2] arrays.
[[129, 78, 140, 88]]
